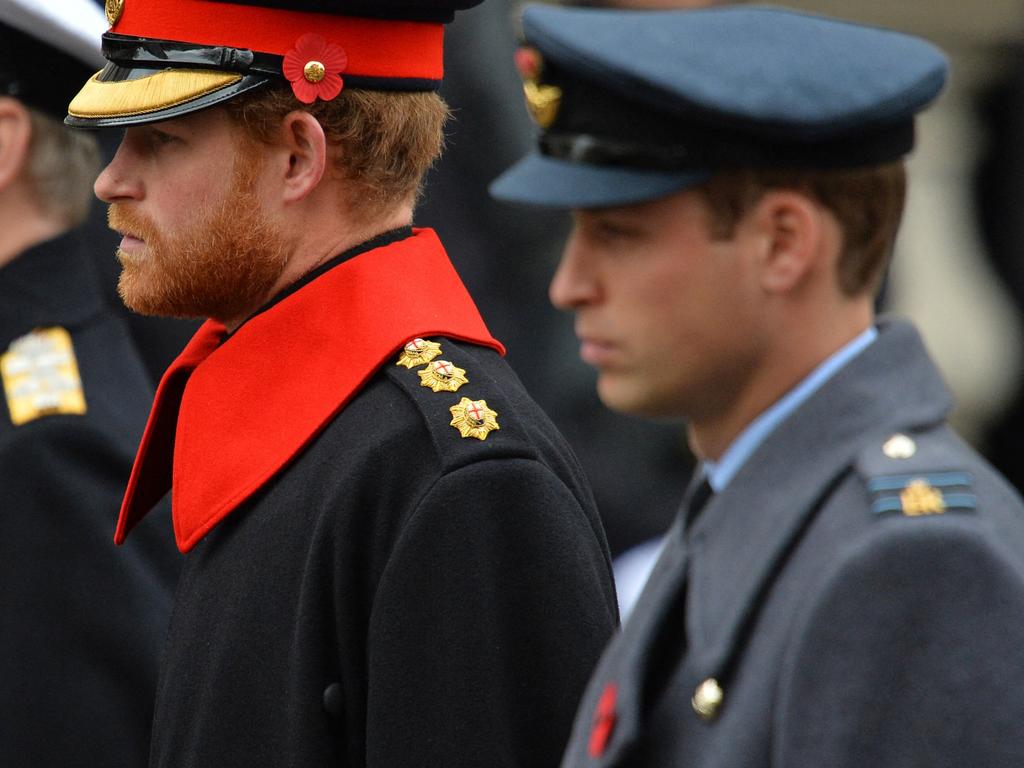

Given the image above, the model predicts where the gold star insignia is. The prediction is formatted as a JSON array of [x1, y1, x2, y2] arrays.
[[418, 359, 468, 393], [396, 338, 442, 369], [450, 397, 499, 441], [1, 327, 87, 426]]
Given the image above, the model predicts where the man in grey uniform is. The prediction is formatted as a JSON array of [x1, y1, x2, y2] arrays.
[[492, 5, 1024, 766]]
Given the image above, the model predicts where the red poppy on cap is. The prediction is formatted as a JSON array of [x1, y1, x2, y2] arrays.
[[283, 33, 348, 104], [514, 47, 542, 81]]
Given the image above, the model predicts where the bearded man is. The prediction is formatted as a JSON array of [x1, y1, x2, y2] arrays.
[[65, 1, 617, 766]]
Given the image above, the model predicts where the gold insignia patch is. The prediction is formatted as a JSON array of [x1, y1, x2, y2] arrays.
[[418, 359, 468, 393], [396, 338, 442, 369], [514, 46, 561, 129], [105, 0, 124, 26], [450, 397, 499, 441], [900, 479, 946, 516], [1, 327, 87, 426]]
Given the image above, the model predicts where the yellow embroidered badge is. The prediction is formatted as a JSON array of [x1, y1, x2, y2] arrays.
[[1, 327, 87, 426], [396, 338, 442, 368], [418, 359, 468, 393], [449, 397, 499, 440], [900, 479, 946, 516]]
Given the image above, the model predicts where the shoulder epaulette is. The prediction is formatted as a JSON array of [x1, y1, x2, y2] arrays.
[[385, 337, 535, 470], [855, 430, 976, 518], [1, 326, 87, 426]]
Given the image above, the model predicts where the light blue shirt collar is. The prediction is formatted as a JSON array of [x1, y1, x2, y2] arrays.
[[702, 326, 878, 493]]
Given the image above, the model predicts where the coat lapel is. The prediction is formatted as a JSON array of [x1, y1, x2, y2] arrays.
[[563, 472, 712, 766], [114, 229, 503, 553]]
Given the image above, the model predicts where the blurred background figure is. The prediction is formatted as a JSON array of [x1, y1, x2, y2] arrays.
[[0, 1, 178, 764]]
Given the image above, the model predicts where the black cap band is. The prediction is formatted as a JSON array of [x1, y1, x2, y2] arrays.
[[537, 62, 917, 172]]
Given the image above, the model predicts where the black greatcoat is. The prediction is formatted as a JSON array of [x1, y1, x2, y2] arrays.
[[119, 229, 619, 767], [0, 231, 179, 767], [560, 318, 1024, 768]]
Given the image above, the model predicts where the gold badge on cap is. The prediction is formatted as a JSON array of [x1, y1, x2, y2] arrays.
[[1, 327, 87, 426], [514, 47, 561, 129], [396, 338, 442, 369], [450, 397, 499, 441], [900, 479, 946, 516], [105, 0, 125, 26], [418, 359, 468, 393]]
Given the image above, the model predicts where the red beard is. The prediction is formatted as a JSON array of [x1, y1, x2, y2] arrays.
[[109, 153, 291, 325]]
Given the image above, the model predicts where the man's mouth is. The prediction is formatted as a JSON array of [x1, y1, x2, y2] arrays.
[[578, 336, 618, 367], [117, 233, 146, 252]]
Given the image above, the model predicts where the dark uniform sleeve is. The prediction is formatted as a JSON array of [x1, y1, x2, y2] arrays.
[[365, 457, 617, 768], [774, 518, 1024, 767], [0, 418, 177, 767]]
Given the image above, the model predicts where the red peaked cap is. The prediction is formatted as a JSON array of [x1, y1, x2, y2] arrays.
[[67, 0, 483, 127], [106, 0, 485, 84]]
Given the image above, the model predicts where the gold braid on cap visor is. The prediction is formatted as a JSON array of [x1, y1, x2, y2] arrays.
[[68, 69, 242, 118]]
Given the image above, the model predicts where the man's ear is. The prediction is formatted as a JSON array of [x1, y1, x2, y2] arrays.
[[0, 97, 33, 191], [747, 189, 830, 294], [277, 110, 327, 204]]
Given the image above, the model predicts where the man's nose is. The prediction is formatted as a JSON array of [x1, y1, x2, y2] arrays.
[[94, 140, 142, 203], [549, 236, 601, 311]]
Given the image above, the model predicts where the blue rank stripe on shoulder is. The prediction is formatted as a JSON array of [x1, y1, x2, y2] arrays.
[[867, 472, 976, 517]]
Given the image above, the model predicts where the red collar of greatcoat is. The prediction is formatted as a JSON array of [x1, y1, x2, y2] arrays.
[[115, 229, 503, 552]]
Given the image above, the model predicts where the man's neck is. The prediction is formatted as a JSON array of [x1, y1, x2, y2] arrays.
[[0, 198, 67, 269], [219, 206, 414, 332], [690, 304, 874, 461]]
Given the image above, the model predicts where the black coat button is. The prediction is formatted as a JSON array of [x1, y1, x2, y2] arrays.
[[323, 682, 344, 719]]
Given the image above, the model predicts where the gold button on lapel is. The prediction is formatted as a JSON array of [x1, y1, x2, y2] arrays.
[[882, 433, 916, 459], [692, 678, 723, 721]]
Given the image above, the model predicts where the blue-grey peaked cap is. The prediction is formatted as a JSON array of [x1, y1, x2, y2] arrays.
[[490, 4, 949, 208]]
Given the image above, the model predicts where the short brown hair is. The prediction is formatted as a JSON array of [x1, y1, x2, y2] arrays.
[[698, 162, 907, 296], [225, 85, 449, 223], [26, 108, 100, 228]]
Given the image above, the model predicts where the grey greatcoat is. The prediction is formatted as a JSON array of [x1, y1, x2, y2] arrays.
[[561, 318, 1024, 768]]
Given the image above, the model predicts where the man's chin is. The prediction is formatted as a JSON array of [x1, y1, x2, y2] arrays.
[[597, 374, 682, 420], [117, 271, 192, 319], [115, 246, 145, 268]]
